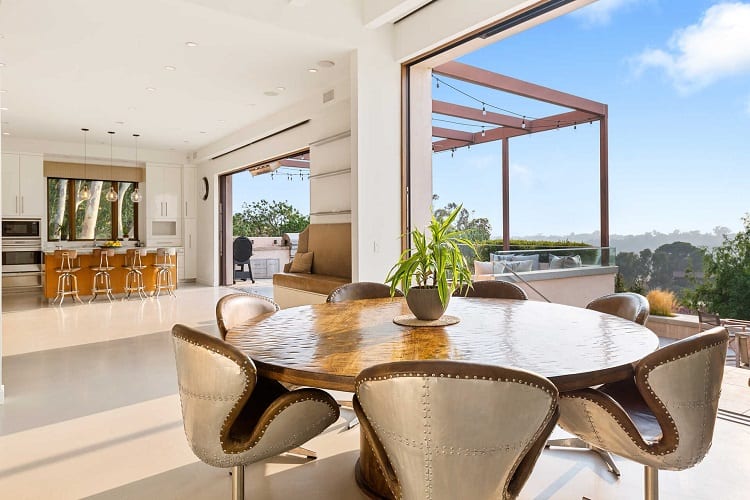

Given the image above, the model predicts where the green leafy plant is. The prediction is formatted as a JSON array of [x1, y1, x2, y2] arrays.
[[385, 205, 475, 307]]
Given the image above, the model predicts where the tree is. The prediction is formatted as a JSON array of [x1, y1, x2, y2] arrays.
[[649, 241, 703, 293], [685, 215, 750, 319], [433, 202, 491, 242], [233, 200, 309, 237]]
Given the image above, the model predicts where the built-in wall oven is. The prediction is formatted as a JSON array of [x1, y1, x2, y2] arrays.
[[2, 219, 43, 292]]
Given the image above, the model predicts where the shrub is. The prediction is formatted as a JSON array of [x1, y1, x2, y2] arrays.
[[647, 289, 677, 317]]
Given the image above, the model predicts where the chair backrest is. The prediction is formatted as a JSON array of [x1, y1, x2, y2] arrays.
[[326, 282, 402, 303], [698, 311, 721, 332], [585, 292, 649, 325], [216, 293, 279, 339], [92, 248, 114, 268], [453, 280, 528, 300], [171, 324, 258, 468], [233, 237, 253, 263], [634, 326, 728, 468], [53, 249, 78, 271], [125, 248, 147, 267], [355, 360, 559, 500]]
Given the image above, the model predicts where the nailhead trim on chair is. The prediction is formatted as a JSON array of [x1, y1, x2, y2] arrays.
[[174, 332, 338, 458], [357, 370, 558, 499], [561, 337, 728, 457]]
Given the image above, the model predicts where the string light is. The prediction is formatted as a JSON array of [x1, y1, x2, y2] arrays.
[[481, 126, 486, 137], [451, 148, 455, 157], [482, 103, 487, 116], [521, 116, 526, 129], [436, 79, 440, 89]]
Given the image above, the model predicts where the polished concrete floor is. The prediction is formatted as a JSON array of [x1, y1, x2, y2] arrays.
[[1, 284, 749, 499]]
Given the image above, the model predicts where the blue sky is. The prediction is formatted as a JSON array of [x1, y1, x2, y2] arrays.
[[236, 0, 750, 237]]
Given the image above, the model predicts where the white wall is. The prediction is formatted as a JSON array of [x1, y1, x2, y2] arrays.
[[195, 81, 351, 286]]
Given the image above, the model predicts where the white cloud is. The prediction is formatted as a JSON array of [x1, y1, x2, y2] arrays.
[[633, 2, 750, 93], [573, 0, 642, 26], [510, 163, 534, 187]]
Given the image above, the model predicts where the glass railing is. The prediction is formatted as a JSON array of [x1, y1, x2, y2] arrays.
[[465, 245, 617, 274]]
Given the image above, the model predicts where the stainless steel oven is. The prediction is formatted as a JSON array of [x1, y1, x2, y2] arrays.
[[2, 219, 43, 292]]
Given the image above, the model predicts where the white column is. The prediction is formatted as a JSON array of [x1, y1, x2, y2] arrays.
[[408, 64, 434, 234], [350, 29, 403, 283]]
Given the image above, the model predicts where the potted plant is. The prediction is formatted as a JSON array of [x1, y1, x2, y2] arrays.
[[385, 205, 475, 320]]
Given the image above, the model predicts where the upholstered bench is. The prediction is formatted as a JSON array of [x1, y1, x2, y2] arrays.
[[272, 223, 351, 308]]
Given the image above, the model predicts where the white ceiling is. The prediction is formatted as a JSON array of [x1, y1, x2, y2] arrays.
[[0, 0, 359, 152]]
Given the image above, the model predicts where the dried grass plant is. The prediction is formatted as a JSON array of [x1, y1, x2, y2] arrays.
[[647, 289, 677, 317]]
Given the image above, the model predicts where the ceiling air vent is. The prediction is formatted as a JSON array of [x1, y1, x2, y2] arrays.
[[323, 89, 335, 103]]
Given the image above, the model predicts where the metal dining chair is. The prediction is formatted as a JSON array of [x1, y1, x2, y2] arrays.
[[556, 327, 729, 500], [354, 360, 559, 500], [172, 324, 339, 500]]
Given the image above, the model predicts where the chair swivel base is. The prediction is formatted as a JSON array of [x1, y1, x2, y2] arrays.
[[89, 270, 115, 303], [546, 437, 621, 477], [124, 270, 149, 300], [53, 273, 84, 305]]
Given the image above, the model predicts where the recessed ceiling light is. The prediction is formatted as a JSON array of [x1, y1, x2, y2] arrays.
[[183, 140, 189, 143], [199, 131, 207, 134], [0, 107, 8, 111], [276, 86, 286, 92], [185, 41, 198, 47], [2, 131, 9, 136], [264, 91, 278, 97], [115, 121, 125, 125], [164, 65, 176, 71], [0, 63, 6, 68], [307, 68, 318, 73], [146, 87, 156, 92], [218, 119, 225, 123], [0, 89, 7, 93], [317, 60, 335, 68]]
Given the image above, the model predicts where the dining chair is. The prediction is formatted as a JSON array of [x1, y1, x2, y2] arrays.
[[326, 281, 403, 303], [354, 360, 559, 500], [216, 293, 279, 340], [171, 324, 340, 500], [556, 327, 728, 500], [453, 280, 528, 300], [585, 292, 650, 325]]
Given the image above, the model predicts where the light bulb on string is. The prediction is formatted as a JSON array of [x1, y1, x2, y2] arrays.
[[79, 128, 91, 201], [573, 122, 577, 130], [556, 121, 560, 130], [481, 126, 486, 137], [270, 173, 274, 180], [451, 148, 455, 158], [482, 103, 487, 116], [521, 116, 526, 129], [436, 79, 440, 89]]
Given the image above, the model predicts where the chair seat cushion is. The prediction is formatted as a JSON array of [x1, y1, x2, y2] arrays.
[[273, 272, 349, 295], [598, 379, 662, 442]]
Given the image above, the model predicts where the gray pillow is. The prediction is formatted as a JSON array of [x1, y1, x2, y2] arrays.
[[512, 253, 540, 270], [491, 252, 514, 262], [549, 254, 582, 269], [549, 254, 564, 269]]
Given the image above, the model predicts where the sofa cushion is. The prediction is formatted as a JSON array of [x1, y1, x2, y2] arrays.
[[474, 261, 494, 275], [289, 251, 314, 273], [306, 223, 352, 279], [550, 254, 582, 269], [273, 272, 350, 296], [512, 253, 540, 270]]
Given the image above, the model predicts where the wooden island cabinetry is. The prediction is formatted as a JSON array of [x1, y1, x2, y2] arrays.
[[43, 248, 177, 299]]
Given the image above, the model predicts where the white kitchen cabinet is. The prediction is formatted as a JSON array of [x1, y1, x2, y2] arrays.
[[2, 153, 44, 217], [183, 217, 197, 280], [182, 166, 197, 219], [146, 164, 182, 219]]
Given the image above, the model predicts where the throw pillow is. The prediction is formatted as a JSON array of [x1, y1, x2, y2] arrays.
[[491, 252, 514, 262], [289, 251, 314, 273], [492, 260, 512, 274], [474, 261, 494, 275], [549, 254, 564, 269], [514, 259, 533, 272], [562, 255, 582, 268], [512, 254, 540, 270]]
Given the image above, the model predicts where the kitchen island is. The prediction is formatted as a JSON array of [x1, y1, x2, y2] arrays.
[[43, 247, 178, 299]]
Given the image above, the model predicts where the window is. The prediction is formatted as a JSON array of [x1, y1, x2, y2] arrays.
[[48, 178, 139, 241]]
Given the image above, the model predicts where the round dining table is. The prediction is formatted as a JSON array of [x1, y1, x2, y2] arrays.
[[225, 296, 658, 498]]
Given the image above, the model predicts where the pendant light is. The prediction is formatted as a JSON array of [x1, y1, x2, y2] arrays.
[[105, 131, 119, 202], [78, 128, 91, 201], [130, 133, 143, 203]]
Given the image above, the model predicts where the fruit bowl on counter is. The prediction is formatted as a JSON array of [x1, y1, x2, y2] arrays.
[[100, 241, 122, 248]]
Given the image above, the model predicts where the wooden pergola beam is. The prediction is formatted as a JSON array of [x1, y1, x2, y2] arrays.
[[432, 127, 475, 142], [432, 138, 471, 152], [434, 61, 607, 115], [527, 110, 601, 133], [433, 100, 525, 129]]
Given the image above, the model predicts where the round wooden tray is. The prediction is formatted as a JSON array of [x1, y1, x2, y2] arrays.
[[393, 314, 461, 327]]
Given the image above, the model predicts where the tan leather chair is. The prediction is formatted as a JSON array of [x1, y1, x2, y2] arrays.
[[453, 280, 528, 300], [585, 292, 650, 325], [326, 281, 403, 303], [172, 324, 339, 500], [548, 291, 650, 475], [354, 360, 559, 500], [556, 327, 728, 500], [216, 293, 279, 340]]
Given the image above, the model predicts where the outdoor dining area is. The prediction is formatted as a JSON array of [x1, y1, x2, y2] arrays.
[[171, 281, 730, 500]]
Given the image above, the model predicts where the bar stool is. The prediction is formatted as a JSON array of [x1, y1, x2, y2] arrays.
[[52, 249, 83, 305], [153, 247, 176, 297], [89, 248, 116, 303], [123, 248, 149, 300]]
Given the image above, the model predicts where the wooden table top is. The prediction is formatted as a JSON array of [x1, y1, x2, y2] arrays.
[[226, 297, 659, 392]]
